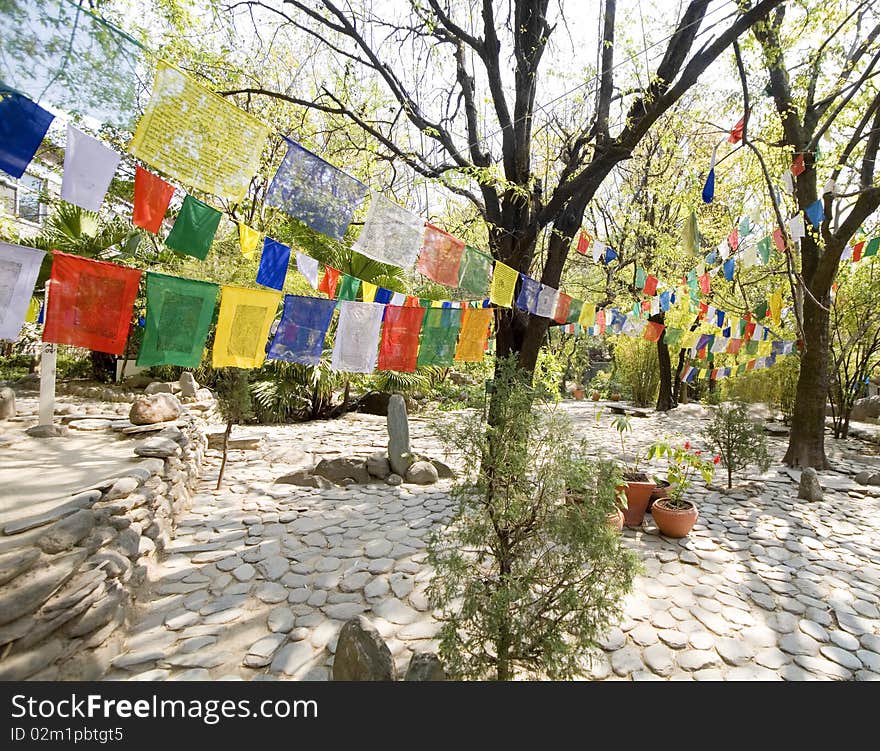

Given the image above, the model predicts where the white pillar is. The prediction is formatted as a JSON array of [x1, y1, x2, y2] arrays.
[[38, 281, 56, 427]]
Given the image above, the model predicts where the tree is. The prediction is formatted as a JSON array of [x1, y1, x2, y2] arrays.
[[213, 367, 253, 488], [747, 3, 880, 467], [702, 401, 771, 488]]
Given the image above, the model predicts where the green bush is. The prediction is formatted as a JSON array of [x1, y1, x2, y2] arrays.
[[612, 337, 658, 407], [702, 402, 772, 488]]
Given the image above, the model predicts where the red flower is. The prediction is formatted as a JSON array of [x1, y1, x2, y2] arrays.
[[694, 450, 702, 455], [713, 455, 721, 464], [684, 441, 690, 450]]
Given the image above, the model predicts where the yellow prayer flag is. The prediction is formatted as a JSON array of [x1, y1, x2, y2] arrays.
[[682, 331, 700, 349], [212, 286, 281, 369], [769, 289, 782, 325], [455, 308, 493, 362], [238, 223, 262, 258], [130, 61, 270, 202], [578, 303, 596, 328], [489, 262, 518, 307], [431, 300, 443, 308], [25, 297, 40, 323], [758, 341, 772, 357], [361, 282, 377, 302]]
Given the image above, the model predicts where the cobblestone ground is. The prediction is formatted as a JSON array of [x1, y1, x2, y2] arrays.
[[106, 402, 880, 681]]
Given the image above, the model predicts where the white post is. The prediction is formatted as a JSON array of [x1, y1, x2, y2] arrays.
[[38, 281, 56, 427]]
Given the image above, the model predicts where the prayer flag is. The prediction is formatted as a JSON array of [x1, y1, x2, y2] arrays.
[[61, 125, 120, 212], [728, 116, 745, 144], [256, 237, 291, 291], [212, 286, 281, 368], [595, 308, 606, 334], [336, 274, 361, 302], [635, 267, 647, 290], [238, 223, 262, 259], [43, 252, 141, 355], [137, 272, 218, 367], [318, 267, 341, 298], [769, 290, 782, 325], [723, 258, 735, 281], [266, 294, 336, 366], [864, 237, 880, 257], [0, 90, 54, 179], [643, 275, 658, 296], [591, 239, 606, 264], [578, 303, 596, 328], [603, 247, 618, 264], [352, 192, 423, 269], [516, 275, 541, 314], [554, 293, 572, 324], [791, 153, 805, 176], [331, 301, 384, 373], [772, 227, 786, 252], [758, 236, 771, 264], [0, 243, 45, 340], [664, 328, 683, 350], [739, 216, 752, 237], [130, 61, 270, 202], [566, 298, 583, 324], [377, 305, 424, 372], [576, 230, 591, 255], [644, 321, 664, 343], [682, 211, 699, 255], [455, 307, 493, 362], [789, 213, 805, 242], [457, 246, 492, 295], [133, 166, 174, 234], [361, 281, 377, 302], [417, 307, 462, 367], [374, 287, 393, 305], [295, 252, 319, 289], [165, 195, 222, 260], [698, 272, 711, 295], [852, 241, 865, 262], [659, 290, 671, 311], [728, 227, 739, 251], [417, 224, 465, 286], [805, 199, 824, 228], [536, 284, 559, 318]]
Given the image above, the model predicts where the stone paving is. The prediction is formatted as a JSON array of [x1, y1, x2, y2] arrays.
[[102, 401, 880, 681]]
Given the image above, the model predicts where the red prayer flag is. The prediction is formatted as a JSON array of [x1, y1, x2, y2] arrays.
[[404, 295, 421, 307], [746, 359, 757, 371], [643, 321, 664, 342], [377, 305, 424, 373], [697, 347, 707, 360], [791, 154, 805, 176], [643, 275, 658, 296], [596, 308, 606, 334], [318, 267, 340, 298], [641, 300, 651, 314], [711, 368, 719, 380], [727, 227, 739, 251], [698, 272, 711, 295], [744, 321, 756, 340], [417, 223, 465, 287], [727, 339, 743, 354], [772, 227, 786, 251], [728, 116, 745, 144], [554, 293, 572, 324], [698, 302, 709, 318], [576, 230, 591, 255], [132, 165, 175, 234], [43, 252, 142, 355], [853, 241, 865, 262]]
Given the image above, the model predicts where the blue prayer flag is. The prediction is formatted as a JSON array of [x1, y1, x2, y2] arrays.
[[603, 247, 618, 264], [256, 237, 291, 290], [805, 199, 824, 228], [515, 274, 541, 314], [715, 309, 725, 328], [659, 290, 671, 311], [723, 257, 735, 281], [267, 294, 337, 366], [0, 90, 55, 178], [374, 287, 393, 305], [702, 168, 715, 203]]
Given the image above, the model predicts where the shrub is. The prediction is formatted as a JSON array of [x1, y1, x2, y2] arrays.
[[702, 402, 771, 488], [613, 337, 658, 407], [427, 357, 639, 680]]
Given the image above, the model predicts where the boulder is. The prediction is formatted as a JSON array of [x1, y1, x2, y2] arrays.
[[178, 372, 199, 398], [406, 461, 438, 485], [868, 473, 880, 487], [275, 470, 333, 489], [0, 386, 15, 420], [797, 467, 823, 502], [331, 617, 396, 681], [37, 509, 95, 554], [386, 474, 403, 486], [430, 459, 455, 479], [366, 452, 392, 479], [133, 436, 181, 458], [130, 393, 182, 425], [850, 395, 880, 422], [855, 471, 872, 485], [25, 424, 68, 438], [404, 652, 447, 681], [314, 457, 371, 485], [145, 381, 180, 395], [387, 394, 412, 476]]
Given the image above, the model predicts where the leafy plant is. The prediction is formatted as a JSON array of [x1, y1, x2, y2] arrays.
[[613, 337, 659, 407], [701, 402, 771, 489], [647, 441, 716, 506]]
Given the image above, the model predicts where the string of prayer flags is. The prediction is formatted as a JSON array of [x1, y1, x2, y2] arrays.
[[377, 305, 425, 372], [722, 258, 735, 281], [331, 301, 384, 373], [805, 199, 824, 229], [728, 116, 745, 144], [43, 252, 141, 354], [137, 272, 218, 367], [0, 243, 45, 340], [165, 195, 222, 260], [267, 138, 367, 240], [576, 230, 591, 255], [318, 267, 341, 298], [361, 281, 377, 303], [516, 274, 541, 314], [554, 293, 572, 324], [61, 125, 121, 212], [295, 252, 319, 289], [455, 307, 493, 362], [256, 238, 291, 290], [212, 286, 280, 368], [536, 284, 559, 319], [489, 261, 518, 307], [336, 273, 361, 302], [266, 294, 336, 366], [238, 223, 263, 259], [0, 90, 54, 179], [417, 224, 465, 287], [417, 307, 462, 367], [457, 246, 492, 295], [352, 193, 423, 269], [130, 61, 270, 202], [133, 166, 175, 234]]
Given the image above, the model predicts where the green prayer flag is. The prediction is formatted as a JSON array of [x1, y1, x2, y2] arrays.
[[739, 217, 752, 237], [336, 274, 361, 301], [682, 211, 699, 255], [753, 300, 769, 319], [864, 237, 880, 257], [566, 298, 583, 324], [758, 236, 771, 264], [745, 340, 759, 355], [417, 308, 462, 367], [737, 363, 747, 374], [165, 195, 222, 260], [635, 267, 647, 289], [419, 298, 432, 308], [665, 327, 684, 350], [457, 246, 492, 295], [137, 272, 218, 368]]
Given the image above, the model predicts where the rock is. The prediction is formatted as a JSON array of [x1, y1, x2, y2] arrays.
[[64, 585, 125, 637], [243, 634, 287, 668], [387, 394, 413, 476], [134, 436, 181, 458], [798, 467, 823, 502], [256, 582, 288, 604], [179, 372, 199, 398], [37, 509, 95, 553], [855, 471, 871, 485], [868, 473, 880, 487], [129, 393, 182, 425], [144, 382, 174, 394], [268, 608, 296, 634], [0, 386, 16, 420], [332, 617, 396, 681], [851, 395, 880, 421], [430, 459, 455, 479], [0, 640, 64, 680], [275, 470, 332, 489], [0, 550, 86, 625], [404, 652, 447, 680], [0, 547, 41, 586], [25, 424, 68, 438], [642, 643, 675, 676], [270, 641, 316, 676], [314, 457, 371, 485], [406, 461, 438, 485], [366, 453, 391, 479], [386, 474, 403, 486]]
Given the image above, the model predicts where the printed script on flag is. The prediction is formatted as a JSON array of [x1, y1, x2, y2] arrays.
[[130, 62, 270, 202]]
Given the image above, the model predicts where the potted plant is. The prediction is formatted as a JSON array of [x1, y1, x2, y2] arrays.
[[611, 414, 654, 527], [564, 457, 625, 532], [572, 383, 586, 400], [646, 441, 716, 537], [591, 390, 601, 401]]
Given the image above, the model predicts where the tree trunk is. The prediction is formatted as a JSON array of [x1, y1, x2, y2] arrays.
[[783, 295, 830, 468], [215, 419, 233, 490], [653, 313, 675, 411]]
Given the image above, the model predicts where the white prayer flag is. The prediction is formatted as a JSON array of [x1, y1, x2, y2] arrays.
[[535, 284, 559, 319], [295, 252, 319, 289], [788, 213, 805, 242], [781, 170, 794, 195], [0, 243, 45, 340], [718, 240, 730, 260], [650, 297, 660, 315], [711, 336, 728, 354], [591, 240, 606, 264], [331, 301, 385, 373], [751, 324, 763, 342], [390, 292, 406, 306], [842, 245, 853, 261], [352, 192, 424, 270], [60, 125, 121, 212]]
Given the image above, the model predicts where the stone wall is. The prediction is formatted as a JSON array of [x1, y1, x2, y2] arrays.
[[0, 416, 207, 680]]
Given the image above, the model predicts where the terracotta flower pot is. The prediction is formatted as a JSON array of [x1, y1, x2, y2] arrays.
[[573, 388, 585, 400], [591, 391, 601, 401], [605, 508, 624, 532], [610, 393, 621, 401], [647, 479, 671, 512], [651, 498, 699, 538], [618, 480, 655, 527]]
